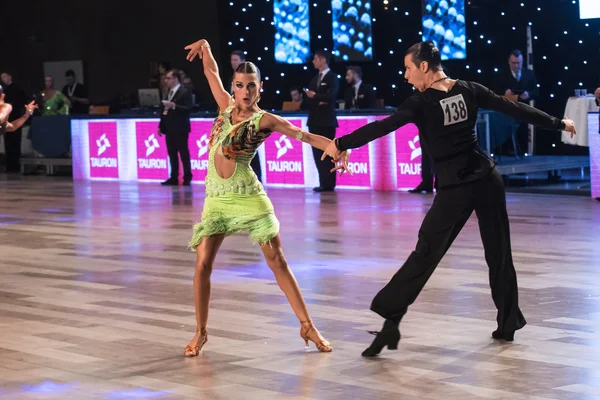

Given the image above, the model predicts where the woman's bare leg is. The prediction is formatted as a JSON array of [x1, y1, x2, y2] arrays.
[[185, 234, 225, 356], [260, 234, 332, 351]]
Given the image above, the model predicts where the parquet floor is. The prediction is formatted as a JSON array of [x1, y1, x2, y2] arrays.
[[1, 178, 600, 399]]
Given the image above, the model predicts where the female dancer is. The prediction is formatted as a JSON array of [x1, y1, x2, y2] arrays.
[[324, 41, 576, 356], [181, 38, 350, 356]]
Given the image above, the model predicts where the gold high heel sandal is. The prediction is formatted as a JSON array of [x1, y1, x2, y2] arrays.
[[300, 320, 332, 352], [184, 328, 208, 357]]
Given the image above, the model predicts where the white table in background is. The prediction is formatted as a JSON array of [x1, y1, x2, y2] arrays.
[[561, 96, 598, 147]]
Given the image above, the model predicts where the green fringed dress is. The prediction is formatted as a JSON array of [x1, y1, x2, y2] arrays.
[[188, 105, 279, 250]]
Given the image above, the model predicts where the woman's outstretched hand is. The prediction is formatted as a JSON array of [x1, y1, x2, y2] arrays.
[[322, 140, 343, 161], [184, 39, 210, 62]]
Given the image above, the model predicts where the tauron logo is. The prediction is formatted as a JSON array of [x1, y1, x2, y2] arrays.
[[409, 135, 421, 161], [197, 134, 209, 157], [144, 134, 160, 157], [96, 133, 111, 156], [275, 135, 293, 159]]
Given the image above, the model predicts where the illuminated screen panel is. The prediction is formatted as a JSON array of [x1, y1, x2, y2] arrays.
[[580, 0, 600, 19], [422, 0, 466, 60], [332, 0, 373, 61], [589, 113, 600, 198], [274, 0, 311, 64]]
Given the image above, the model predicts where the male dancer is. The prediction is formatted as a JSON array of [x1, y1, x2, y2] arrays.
[[325, 42, 576, 356]]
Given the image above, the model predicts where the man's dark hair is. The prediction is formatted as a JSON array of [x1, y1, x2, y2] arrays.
[[167, 69, 182, 82], [346, 66, 362, 79], [65, 70, 76, 77], [234, 62, 261, 81], [290, 86, 302, 93], [231, 50, 246, 61], [405, 41, 442, 72], [510, 49, 523, 58], [159, 61, 171, 70], [314, 50, 331, 65]]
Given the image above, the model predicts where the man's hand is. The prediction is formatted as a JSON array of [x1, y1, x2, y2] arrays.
[[562, 117, 576, 138], [519, 91, 530, 101], [305, 90, 316, 99], [504, 89, 514, 96], [162, 101, 175, 110]]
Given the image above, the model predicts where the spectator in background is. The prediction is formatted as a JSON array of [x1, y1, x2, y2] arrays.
[[62, 70, 89, 114], [38, 76, 69, 116], [495, 50, 539, 155], [159, 69, 193, 186], [180, 70, 196, 104], [0, 72, 29, 172], [228, 50, 245, 93], [149, 61, 172, 98], [305, 50, 340, 192], [344, 66, 376, 110], [290, 86, 310, 110]]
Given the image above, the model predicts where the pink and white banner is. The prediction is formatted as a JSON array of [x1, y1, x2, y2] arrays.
[[135, 121, 169, 181], [71, 114, 430, 192], [336, 118, 372, 188], [589, 113, 600, 199], [263, 119, 304, 186], [188, 120, 213, 182], [394, 123, 423, 190], [88, 121, 119, 179]]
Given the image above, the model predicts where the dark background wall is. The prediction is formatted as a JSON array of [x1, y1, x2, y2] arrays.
[[1, 0, 598, 154], [0, 0, 221, 105], [217, 0, 600, 154]]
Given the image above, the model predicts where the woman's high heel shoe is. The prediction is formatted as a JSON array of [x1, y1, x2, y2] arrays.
[[184, 328, 208, 357], [300, 320, 332, 352], [362, 328, 401, 357]]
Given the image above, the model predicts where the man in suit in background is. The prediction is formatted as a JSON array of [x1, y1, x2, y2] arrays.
[[62, 70, 89, 115], [344, 66, 376, 110], [228, 50, 262, 183], [305, 50, 340, 192], [228, 50, 245, 91], [159, 69, 193, 186], [496, 49, 539, 155]]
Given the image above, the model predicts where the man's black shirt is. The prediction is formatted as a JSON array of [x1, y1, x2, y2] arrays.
[[337, 80, 563, 189]]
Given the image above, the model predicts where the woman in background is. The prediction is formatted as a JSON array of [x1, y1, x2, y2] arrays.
[[38, 76, 69, 116]]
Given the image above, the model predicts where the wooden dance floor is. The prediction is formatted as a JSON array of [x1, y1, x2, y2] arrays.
[[1, 178, 600, 400]]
